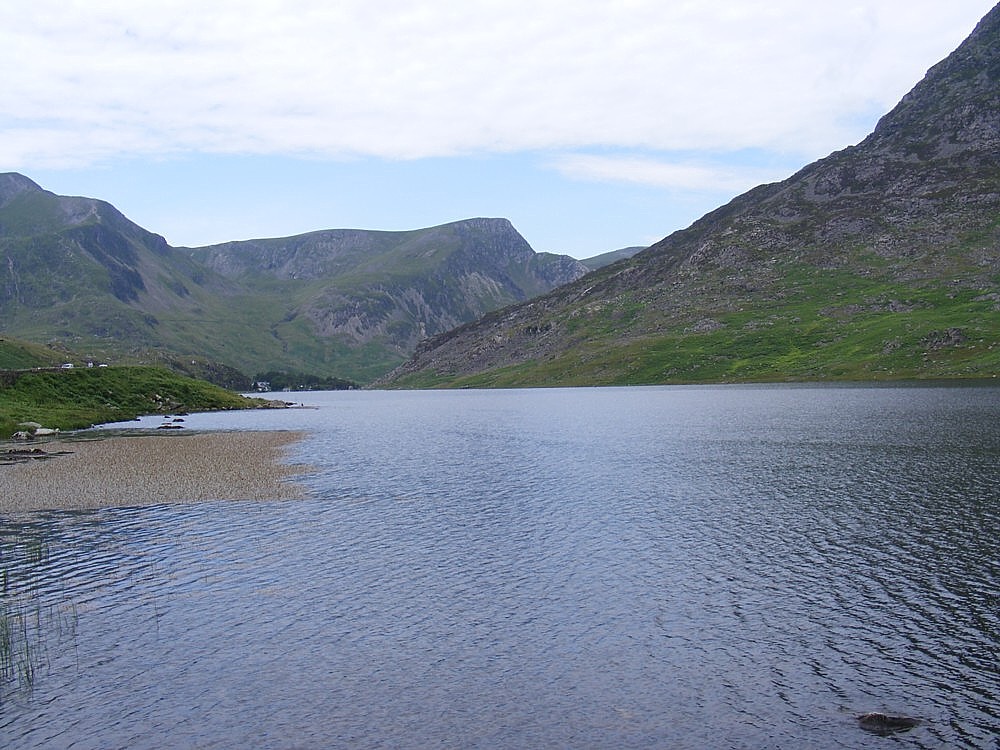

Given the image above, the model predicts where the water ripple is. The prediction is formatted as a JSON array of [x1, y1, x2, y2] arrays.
[[1, 385, 998, 748]]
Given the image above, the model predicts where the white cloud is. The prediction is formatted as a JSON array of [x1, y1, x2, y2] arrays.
[[0, 0, 994, 168], [551, 154, 791, 193]]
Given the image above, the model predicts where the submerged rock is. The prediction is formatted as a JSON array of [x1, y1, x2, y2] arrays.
[[1, 447, 72, 463], [858, 712, 920, 735]]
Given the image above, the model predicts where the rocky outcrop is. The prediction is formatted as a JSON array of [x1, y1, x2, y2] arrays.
[[11, 421, 60, 440], [1, 446, 73, 462]]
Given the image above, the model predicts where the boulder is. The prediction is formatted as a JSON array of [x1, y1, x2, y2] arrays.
[[12, 423, 60, 438]]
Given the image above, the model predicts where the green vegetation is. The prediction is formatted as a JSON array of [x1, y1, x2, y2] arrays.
[[0, 366, 272, 438], [385, 261, 1000, 389], [1, 529, 78, 703], [0, 337, 67, 371], [252, 369, 357, 391], [2, 530, 58, 702]]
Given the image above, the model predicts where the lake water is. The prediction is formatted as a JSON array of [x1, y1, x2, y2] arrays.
[[1, 384, 998, 749]]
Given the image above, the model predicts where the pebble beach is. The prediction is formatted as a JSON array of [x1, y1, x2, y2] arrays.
[[0, 430, 309, 514]]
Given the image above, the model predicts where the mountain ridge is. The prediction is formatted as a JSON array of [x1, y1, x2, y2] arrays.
[[0, 175, 589, 383]]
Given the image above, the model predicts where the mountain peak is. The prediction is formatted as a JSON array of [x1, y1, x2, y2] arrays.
[[863, 2, 1000, 156], [0, 172, 44, 208]]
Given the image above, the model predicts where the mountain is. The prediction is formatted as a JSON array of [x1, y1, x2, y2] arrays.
[[0, 176, 587, 383], [185, 218, 587, 371], [0, 173, 231, 357], [379, 5, 1000, 388], [579, 246, 646, 272]]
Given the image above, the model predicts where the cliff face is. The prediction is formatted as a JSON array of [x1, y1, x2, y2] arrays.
[[380, 5, 1000, 387]]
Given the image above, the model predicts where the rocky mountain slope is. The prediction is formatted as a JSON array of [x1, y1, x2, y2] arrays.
[[0, 174, 587, 383], [186, 218, 587, 359], [0, 173, 235, 370], [0, 173, 219, 312], [380, 4, 1000, 387]]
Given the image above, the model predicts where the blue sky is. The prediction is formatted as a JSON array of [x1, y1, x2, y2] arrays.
[[2, 1, 995, 258]]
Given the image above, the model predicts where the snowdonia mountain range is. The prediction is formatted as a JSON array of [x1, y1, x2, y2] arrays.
[[0, 174, 594, 383], [381, 4, 1000, 387]]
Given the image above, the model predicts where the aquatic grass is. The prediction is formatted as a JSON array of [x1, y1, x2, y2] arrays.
[[0, 535, 43, 701], [0, 529, 79, 704]]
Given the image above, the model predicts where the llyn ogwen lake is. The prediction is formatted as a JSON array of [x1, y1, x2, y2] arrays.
[[1, 384, 998, 749]]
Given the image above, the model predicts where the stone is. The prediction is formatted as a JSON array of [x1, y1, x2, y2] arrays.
[[858, 712, 919, 735]]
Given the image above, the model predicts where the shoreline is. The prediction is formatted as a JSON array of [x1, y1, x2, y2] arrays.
[[0, 430, 310, 514]]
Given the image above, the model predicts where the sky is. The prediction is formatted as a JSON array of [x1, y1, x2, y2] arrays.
[[1, 1, 995, 259]]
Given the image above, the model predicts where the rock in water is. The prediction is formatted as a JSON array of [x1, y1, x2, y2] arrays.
[[858, 712, 920, 735]]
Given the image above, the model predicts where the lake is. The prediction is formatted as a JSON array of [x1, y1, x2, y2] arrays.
[[1, 384, 998, 748]]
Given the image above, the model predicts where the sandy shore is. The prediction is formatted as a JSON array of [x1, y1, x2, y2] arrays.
[[0, 430, 310, 514]]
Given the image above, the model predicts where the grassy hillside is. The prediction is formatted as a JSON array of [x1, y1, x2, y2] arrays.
[[579, 246, 645, 271], [389, 259, 1000, 388], [0, 337, 68, 370], [0, 366, 272, 438]]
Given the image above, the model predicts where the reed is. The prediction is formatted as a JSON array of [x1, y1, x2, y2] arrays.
[[0, 532, 60, 702]]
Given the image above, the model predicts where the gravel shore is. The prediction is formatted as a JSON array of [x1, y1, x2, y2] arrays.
[[0, 430, 309, 514]]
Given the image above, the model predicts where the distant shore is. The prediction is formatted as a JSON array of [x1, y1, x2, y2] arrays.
[[0, 430, 309, 514]]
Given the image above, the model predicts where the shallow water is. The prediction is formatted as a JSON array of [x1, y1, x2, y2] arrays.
[[2, 384, 998, 748]]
